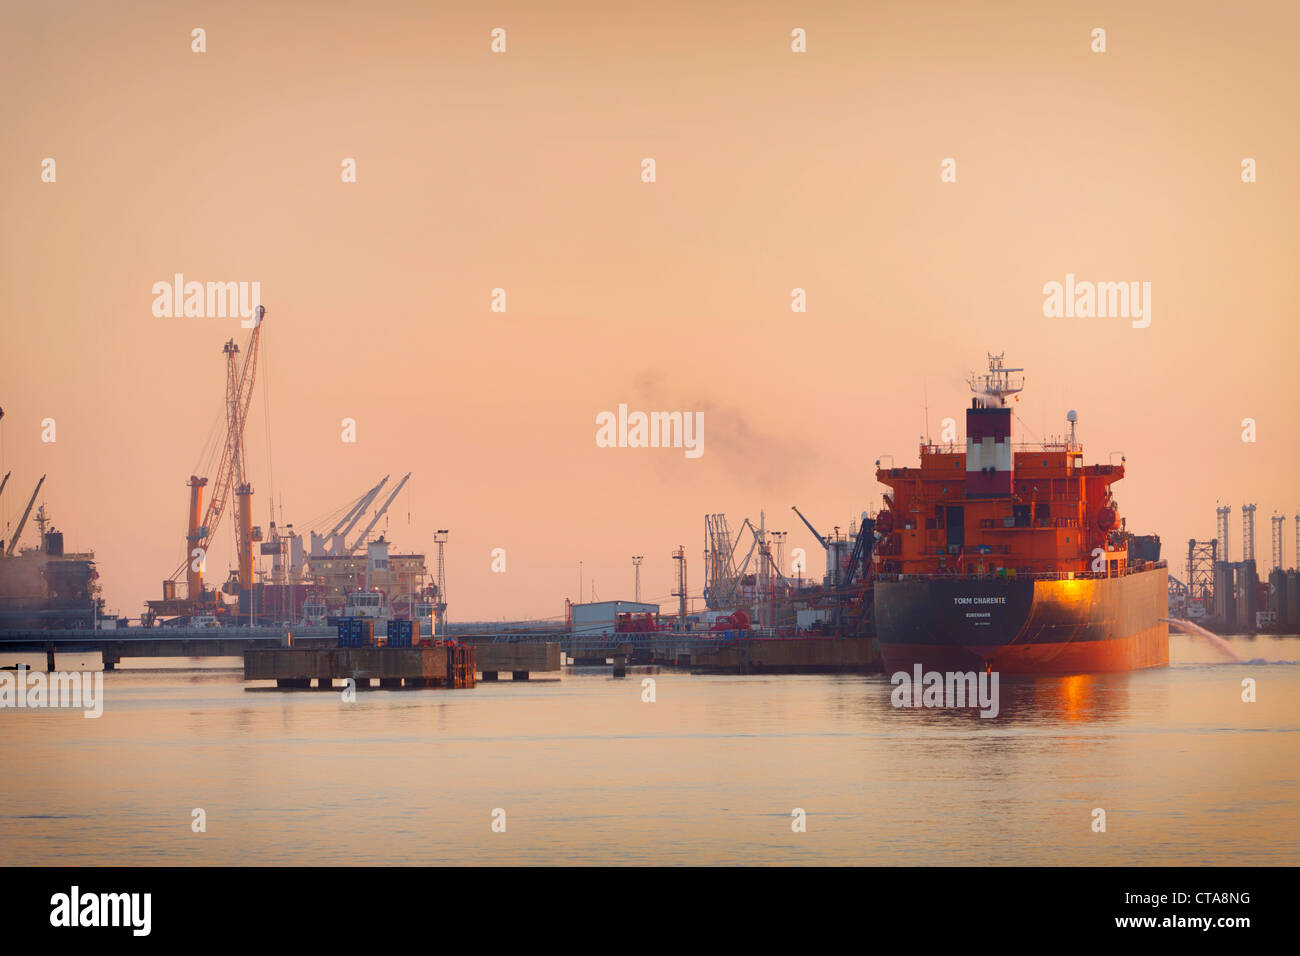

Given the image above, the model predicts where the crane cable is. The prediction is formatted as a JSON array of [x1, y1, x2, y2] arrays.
[[261, 324, 275, 526], [191, 404, 223, 478]]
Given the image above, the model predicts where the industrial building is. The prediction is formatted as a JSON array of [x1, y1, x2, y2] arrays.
[[566, 600, 660, 636], [1181, 503, 1300, 634]]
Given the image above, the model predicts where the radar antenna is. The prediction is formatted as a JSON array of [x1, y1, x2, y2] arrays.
[[968, 352, 1025, 407]]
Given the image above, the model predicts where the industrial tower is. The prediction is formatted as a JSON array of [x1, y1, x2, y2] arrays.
[[672, 546, 687, 625], [1242, 504, 1257, 563], [1272, 513, 1285, 574], [1186, 538, 1218, 612], [632, 555, 643, 603], [1216, 504, 1231, 564]]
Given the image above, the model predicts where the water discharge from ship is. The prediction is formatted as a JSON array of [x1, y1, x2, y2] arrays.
[[1162, 618, 1243, 662]]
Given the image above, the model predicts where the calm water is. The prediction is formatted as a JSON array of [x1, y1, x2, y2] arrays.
[[2, 634, 1297, 865]]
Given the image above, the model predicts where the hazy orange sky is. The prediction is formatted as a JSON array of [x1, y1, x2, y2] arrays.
[[2, 0, 1297, 621]]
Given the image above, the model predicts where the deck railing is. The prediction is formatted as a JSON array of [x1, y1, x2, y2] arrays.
[[881, 560, 1165, 583]]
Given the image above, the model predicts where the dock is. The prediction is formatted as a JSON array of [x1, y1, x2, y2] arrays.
[[243, 640, 562, 688], [2, 624, 879, 678], [468, 641, 560, 681], [687, 636, 879, 673], [245, 645, 477, 689], [458, 630, 882, 675], [0, 624, 305, 669]]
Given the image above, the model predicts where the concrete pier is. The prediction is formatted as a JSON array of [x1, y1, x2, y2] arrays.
[[688, 636, 878, 674], [551, 633, 880, 674], [466, 642, 561, 681], [244, 641, 563, 688], [245, 645, 476, 689]]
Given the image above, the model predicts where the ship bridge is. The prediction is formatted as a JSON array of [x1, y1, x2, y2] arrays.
[[875, 356, 1133, 579]]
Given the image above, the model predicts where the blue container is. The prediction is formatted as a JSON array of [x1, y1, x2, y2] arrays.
[[385, 619, 415, 647], [337, 617, 367, 648]]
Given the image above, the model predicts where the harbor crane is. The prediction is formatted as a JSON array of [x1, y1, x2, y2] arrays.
[[328, 475, 389, 545], [704, 514, 760, 609], [791, 505, 829, 550], [345, 472, 411, 555], [157, 306, 266, 614], [5, 474, 46, 556]]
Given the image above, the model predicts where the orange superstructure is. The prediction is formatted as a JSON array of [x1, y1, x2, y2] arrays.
[[871, 354, 1168, 675], [874, 355, 1130, 580]]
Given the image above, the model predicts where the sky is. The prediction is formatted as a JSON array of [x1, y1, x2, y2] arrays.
[[1, 0, 1298, 622]]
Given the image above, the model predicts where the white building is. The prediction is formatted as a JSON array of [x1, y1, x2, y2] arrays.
[[569, 600, 660, 636]]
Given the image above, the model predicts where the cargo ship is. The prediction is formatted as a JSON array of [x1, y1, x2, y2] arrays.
[[0, 476, 100, 630], [872, 354, 1168, 674]]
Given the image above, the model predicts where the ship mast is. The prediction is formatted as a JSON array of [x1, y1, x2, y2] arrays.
[[968, 352, 1024, 407]]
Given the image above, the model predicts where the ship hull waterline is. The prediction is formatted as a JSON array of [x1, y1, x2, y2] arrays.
[[874, 565, 1169, 675]]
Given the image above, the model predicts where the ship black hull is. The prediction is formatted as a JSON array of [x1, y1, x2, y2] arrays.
[[874, 566, 1168, 674], [0, 603, 97, 630]]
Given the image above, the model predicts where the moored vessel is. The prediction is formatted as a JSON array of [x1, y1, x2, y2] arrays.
[[872, 354, 1168, 674], [0, 487, 100, 630]]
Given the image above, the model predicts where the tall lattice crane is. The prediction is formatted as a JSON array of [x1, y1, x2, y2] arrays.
[[164, 306, 266, 604]]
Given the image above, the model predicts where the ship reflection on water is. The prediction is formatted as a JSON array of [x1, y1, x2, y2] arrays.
[[876, 668, 1141, 725], [992, 671, 1145, 724]]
